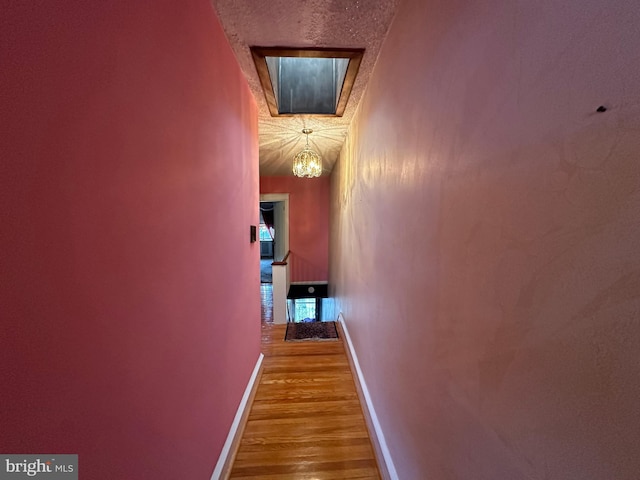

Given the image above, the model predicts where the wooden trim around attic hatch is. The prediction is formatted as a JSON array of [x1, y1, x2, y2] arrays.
[[250, 47, 365, 117]]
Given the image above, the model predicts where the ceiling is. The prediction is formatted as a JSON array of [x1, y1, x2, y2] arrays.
[[210, 0, 399, 176]]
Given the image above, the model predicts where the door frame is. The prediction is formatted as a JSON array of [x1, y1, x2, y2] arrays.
[[259, 193, 289, 261]]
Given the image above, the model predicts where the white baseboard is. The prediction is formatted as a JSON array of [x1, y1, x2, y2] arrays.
[[338, 313, 399, 480], [210, 353, 264, 480]]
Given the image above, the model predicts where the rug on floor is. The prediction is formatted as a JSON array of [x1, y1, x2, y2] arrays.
[[285, 321, 339, 342]]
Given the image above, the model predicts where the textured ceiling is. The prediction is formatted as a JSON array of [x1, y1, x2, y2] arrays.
[[210, 0, 399, 176]]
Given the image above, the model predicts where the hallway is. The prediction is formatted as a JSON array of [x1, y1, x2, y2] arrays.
[[3, 0, 639, 477], [227, 323, 381, 479]]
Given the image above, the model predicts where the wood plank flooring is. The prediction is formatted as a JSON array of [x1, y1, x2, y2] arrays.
[[228, 323, 381, 479]]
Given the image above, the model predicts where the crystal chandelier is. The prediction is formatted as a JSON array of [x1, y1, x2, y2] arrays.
[[292, 128, 322, 178]]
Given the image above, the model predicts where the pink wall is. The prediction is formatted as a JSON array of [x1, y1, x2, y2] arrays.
[[260, 176, 329, 282], [330, 0, 640, 478], [0, 1, 260, 478]]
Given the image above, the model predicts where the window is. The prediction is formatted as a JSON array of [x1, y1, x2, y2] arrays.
[[288, 298, 323, 323], [251, 47, 364, 117], [259, 224, 274, 241]]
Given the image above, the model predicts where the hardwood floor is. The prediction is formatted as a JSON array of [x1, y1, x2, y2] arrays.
[[260, 284, 274, 324], [228, 322, 381, 479]]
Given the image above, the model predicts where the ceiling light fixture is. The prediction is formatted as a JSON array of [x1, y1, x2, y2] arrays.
[[293, 129, 322, 178]]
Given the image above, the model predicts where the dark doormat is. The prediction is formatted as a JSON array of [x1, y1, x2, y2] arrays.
[[285, 321, 339, 342]]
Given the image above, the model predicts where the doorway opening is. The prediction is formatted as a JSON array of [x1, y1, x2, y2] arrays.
[[259, 202, 275, 284], [259, 194, 289, 282], [259, 194, 290, 324]]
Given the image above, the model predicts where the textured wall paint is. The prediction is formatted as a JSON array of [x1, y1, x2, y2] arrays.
[[260, 176, 329, 282], [329, 0, 640, 478], [0, 1, 260, 478]]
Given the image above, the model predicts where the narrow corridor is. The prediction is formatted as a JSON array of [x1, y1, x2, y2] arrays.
[[227, 322, 381, 479]]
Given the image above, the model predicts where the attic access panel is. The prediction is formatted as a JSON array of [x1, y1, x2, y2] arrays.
[[250, 47, 364, 117]]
